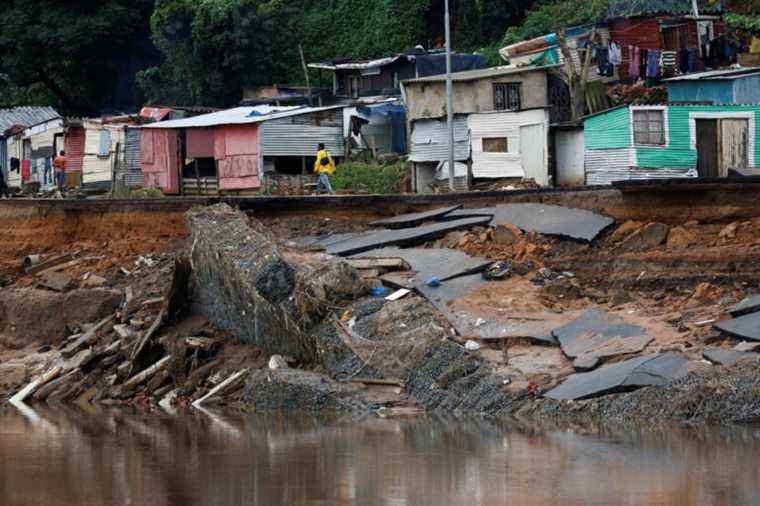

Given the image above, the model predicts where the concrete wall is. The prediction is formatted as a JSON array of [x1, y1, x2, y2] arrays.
[[404, 69, 549, 122]]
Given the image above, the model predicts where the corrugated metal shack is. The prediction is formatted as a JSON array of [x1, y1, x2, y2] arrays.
[[141, 105, 345, 195], [403, 65, 557, 191], [583, 103, 760, 184], [665, 68, 760, 104], [0, 107, 61, 189]]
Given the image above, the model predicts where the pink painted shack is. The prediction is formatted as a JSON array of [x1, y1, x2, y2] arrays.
[[140, 105, 345, 195]]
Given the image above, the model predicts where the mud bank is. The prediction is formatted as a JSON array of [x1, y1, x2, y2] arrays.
[[2, 197, 760, 427]]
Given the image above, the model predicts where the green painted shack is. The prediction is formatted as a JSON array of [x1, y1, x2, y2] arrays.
[[583, 104, 760, 184]]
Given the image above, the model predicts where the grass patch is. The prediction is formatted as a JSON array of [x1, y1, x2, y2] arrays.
[[332, 161, 408, 194]]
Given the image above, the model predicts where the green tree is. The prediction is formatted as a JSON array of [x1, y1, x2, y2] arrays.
[[0, 0, 155, 115]]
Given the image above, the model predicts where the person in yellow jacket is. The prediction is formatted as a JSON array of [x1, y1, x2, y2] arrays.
[[314, 143, 335, 195]]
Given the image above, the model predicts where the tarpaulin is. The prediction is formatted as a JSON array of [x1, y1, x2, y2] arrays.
[[413, 54, 486, 78]]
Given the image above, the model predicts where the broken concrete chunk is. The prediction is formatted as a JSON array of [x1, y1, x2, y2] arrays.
[[728, 295, 760, 317], [37, 271, 73, 292], [734, 341, 760, 352], [447, 203, 614, 242], [492, 223, 523, 245], [545, 352, 691, 400], [353, 247, 490, 289], [268, 355, 288, 370], [714, 311, 760, 341], [551, 308, 654, 368], [703, 347, 760, 366], [369, 205, 461, 229], [81, 274, 108, 288], [616, 222, 669, 252], [719, 221, 739, 239], [327, 217, 493, 256]]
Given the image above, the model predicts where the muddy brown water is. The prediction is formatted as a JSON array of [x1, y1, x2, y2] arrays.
[[1, 406, 759, 506]]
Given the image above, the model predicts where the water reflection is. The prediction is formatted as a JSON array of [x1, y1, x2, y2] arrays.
[[0, 405, 759, 506]]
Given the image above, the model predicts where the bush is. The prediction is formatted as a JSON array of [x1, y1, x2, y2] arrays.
[[130, 187, 165, 198], [331, 161, 408, 195]]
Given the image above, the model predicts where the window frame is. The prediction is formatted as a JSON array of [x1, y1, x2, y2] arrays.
[[493, 82, 522, 112], [631, 106, 669, 147], [482, 137, 509, 153]]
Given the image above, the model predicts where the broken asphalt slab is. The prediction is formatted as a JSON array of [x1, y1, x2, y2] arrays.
[[352, 247, 491, 287], [714, 311, 760, 341], [703, 347, 760, 366], [728, 295, 760, 317], [447, 203, 614, 242], [545, 352, 693, 401], [369, 205, 462, 229], [326, 217, 493, 256], [551, 308, 654, 369]]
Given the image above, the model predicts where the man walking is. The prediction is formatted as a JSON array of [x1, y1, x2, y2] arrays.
[[313, 143, 335, 195], [53, 150, 67, 190]]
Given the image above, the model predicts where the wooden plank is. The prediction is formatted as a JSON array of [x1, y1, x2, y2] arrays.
[[192, 369, 248, 408], [25, 252, 76, 275], [121, 355, 171, 390], [10, 366, 62, 404]]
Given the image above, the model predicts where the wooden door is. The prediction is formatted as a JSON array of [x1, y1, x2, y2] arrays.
[[520, 123, 547, 186], [696, 119, 719, 178], [720, 119, 749, 175]]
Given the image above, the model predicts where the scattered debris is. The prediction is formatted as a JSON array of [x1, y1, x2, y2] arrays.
[[369, 205, 462, 228]]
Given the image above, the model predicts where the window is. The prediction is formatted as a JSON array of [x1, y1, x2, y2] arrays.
[[482, 137, 508, 153], [98, 129, 111, 156], [494, 83, 522, 111], [633, 109, 666, 146]]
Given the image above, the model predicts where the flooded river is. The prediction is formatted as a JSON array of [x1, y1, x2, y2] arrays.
[[1, 406, 759, 506]]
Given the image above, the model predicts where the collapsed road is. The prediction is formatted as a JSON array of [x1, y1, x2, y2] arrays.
[[1, 185, 760, 426]]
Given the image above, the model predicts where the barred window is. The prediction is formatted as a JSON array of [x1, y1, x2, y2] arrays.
[[633, 110, 666, 146], [494, 83, 522, 111]]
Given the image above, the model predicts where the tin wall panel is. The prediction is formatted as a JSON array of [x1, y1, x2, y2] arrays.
[[409, 116, 470, 162]]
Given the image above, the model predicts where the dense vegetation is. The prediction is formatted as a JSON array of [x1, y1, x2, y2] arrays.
[[0, 0, 755, 114], [331, 161, 409, 194]]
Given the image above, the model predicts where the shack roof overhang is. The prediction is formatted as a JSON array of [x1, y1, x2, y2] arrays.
[[663, 67, 760, 82], [308, 55, 410, 71], [402, 63, 562, 85], [142, 104, 345, 129]]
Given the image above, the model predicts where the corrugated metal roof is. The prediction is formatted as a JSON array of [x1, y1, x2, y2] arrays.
[[142, 105, 344, 129], [664, 68, 760, 82], [0, 107, 60, 134], [404, 64, 561, 84], [260, 124, 345, 157], [309, 55, 407, 71], [409, 116, 470, 162]]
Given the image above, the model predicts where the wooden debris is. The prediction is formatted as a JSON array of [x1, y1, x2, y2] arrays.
[[121, 355, 171, 391], [25, 252, 78, 275], [33, 370, 80, 401], [61, 314, 115, 358], [10, 366, 62, 404], [128, 307, 165, 376], [385, 288, 411, 301], [192, 369, 248, 408]]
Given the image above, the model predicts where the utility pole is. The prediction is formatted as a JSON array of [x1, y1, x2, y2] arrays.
[[445, 0, 455, 191]]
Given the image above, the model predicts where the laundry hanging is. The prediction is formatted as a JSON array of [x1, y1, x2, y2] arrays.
[[608, 41, 622, 65], [646, 50, 660, 78], [628, 45, 641, 78]]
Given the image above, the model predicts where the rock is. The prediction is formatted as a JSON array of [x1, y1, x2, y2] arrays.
[[492, 223, 523, 246], [572, 354, 600, 371], [545, 352, 693, 400], [610, 220, 643, 242], [692, 282, 720, 302], [81, 274, 108, 288], [735, 341, 760, 352], [684, 220, 699, 227], [616, 222, 669, 252], [666, 226, 697, 249], [464, 340, 481, 351], [268, 355, 288, 370], [714, 311, 760, 341], [719, 221, 740, 239], [507, 345, 573, 378], [703, 347, 759, 366], [609, 289, 633, 307], [37, 271, 74, 292]]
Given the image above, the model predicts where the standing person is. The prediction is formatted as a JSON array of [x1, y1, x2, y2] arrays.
[[313, 143, 335, 195], [53, 150, 67, 190]]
